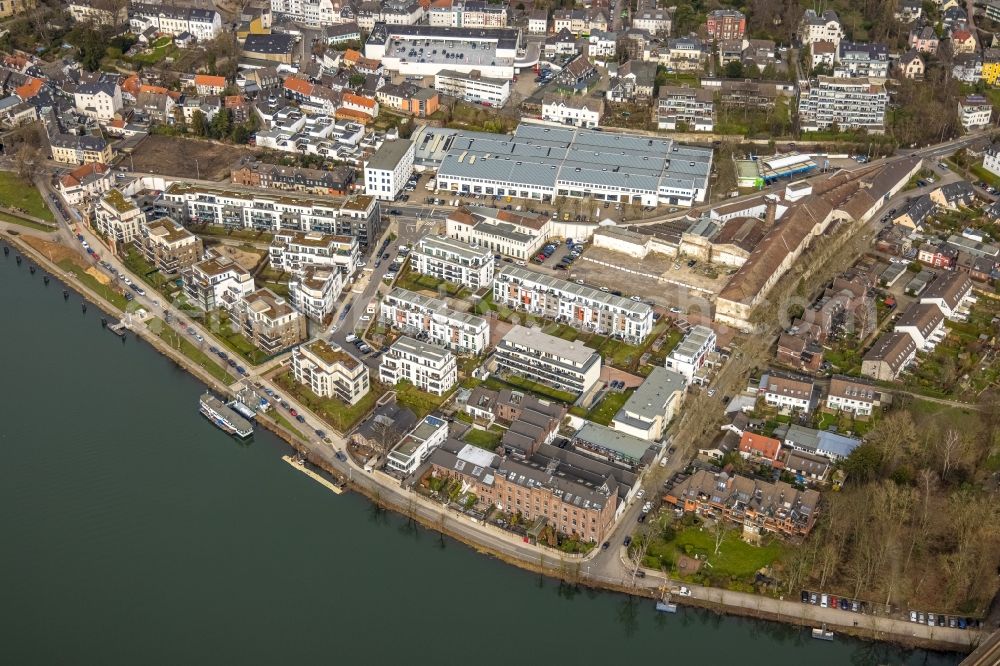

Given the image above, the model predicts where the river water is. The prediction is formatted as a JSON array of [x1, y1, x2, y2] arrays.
[[0, 248, 961, 665]]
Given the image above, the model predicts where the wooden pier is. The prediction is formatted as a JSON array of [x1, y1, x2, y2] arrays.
[[281, 455, 345, 495]]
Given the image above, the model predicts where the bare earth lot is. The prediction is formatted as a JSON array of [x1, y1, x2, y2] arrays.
[[128, 135, 255, 181]]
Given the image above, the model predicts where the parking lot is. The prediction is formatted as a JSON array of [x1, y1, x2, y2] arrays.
[[545, 245, 732, 312]]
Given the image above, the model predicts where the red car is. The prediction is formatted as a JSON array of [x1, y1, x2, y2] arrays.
[[289, 408, 298, 417]]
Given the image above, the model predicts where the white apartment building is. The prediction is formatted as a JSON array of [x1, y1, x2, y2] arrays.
[[412, 234, 494, 290], [269, 229, 359, 276], [129, 3, 222, 41], [183, 250, 255, 312], [919, 271, 975, 320], [632, 8, 672, 35], [289, 267, 344, 322], [893, 302, 946, 351], [528, 11, 547, 34], [364, 138, 414, 201], [379, 336, 458, 396], [292, 340, 370, 405], [759, 372, 815, 413], [611, 366, 686, 441], [58, 162, 112, 206], [664, 325, 716, 383], [798, 9, 843, 49], [433, 69, 510, 107], [797, 76, 888, 134], [494, 325, 602, 396], [380, 287, 489, 354], [835, 42, 889, 80], [446, 206, 550, 260], [826, 376, 881, 417], [984, 142, 1000, 178], [959, 95, 993, 131], [427, 1, 507, 28], [386, 415, 449, 475], [73, 81, 123, 122], [493, 265, 654, 343], [68, 0, 127, 26], [588, 31, 617, 58], [541, 96, 602, 129], [160, 182, 380, 246], [235, 288, 307, 355], [656, 86, 715, 131], [94, 189, 145, 245], [271, 0, 343, 27]]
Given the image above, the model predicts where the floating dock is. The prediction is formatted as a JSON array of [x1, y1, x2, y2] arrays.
[[281, 455, 345, 495]]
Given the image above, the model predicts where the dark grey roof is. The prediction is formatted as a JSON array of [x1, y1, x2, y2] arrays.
[[242, 33, 296, 55]]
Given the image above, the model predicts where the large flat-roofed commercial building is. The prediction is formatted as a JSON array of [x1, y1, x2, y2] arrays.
[[365, 23, 520, 78], [292, 340, 370, 405], [160, 182, 380, 246], [412, 235, 494, 289], [494, 265, 654, 343], [446, 206, 550, 260], [494, 325, 602, 396], [435, 123, 713, 207], [380, 336, 458, 395], [380, 287, 490, 354], [434, 69, 511, 107]]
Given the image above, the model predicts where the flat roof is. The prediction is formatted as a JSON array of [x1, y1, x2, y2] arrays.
[[437, 122, 712, 196], [617, 366, 686, 422], [501, 325, 600, 365], [390, 335, 453, 362], [498, 264, 652, 319], [366, 138, 413, 171], [575, 422, 652, 461], [416, 234, 491, 263]]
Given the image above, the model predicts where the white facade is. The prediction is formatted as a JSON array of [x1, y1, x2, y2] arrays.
[[412, 234, 494, 290], [588, 31, 617, 58], [58, 163, 113, 206], [541, 98, 602, 128], [271, 0, 341, 27], [364, 138, 415, 201], [494, 265, 654, 343], [959, 97, 992, 131], [380, 287, 490, 354], [528, 14, 548, 34], [292, 340, 370, 404], [610, 366, 686, 441], [129, 4, 222, 41], [94, 190, 145, 245], [445, 206, 550, 260], [73, 83, 122, 122], [365, 24, 519, 78], [427, 2, 507, 28], [69, 1, 127, 26], [183, 251, 255, 312], [433, 70, 510, 107], [664, 325, 716, 382], [798, 9, 844, 49], [379, 336, 458, 395], [797, 76, 887, 134], [494, 325, 602, 396], [289, 267, 344, 322], [386, 415, 449, 475], [269, 229, 360, 276]]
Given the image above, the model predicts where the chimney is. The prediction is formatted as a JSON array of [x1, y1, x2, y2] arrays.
[[764, 198, 777, 228]]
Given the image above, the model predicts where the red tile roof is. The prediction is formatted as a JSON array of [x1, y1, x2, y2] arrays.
[[739, 432, 782, 461]]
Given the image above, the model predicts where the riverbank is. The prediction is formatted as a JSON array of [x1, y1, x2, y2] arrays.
[[0, 229, 980, 656]]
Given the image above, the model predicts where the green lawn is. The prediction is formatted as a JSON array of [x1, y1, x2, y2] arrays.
[[122, 248, 179, 298], [0, 212, 56, 232], [644, 524, 785, 582], [394, 267, 469, 298], [586, 389, 631, 426], [0, 172, 55, 221], [484, 374, 577, 404], [971, 164, 1000, 189], [464, 426, 503, 450], [57, 259, 128, 310], [149, 317, 235, 384], [210, 311, 269, 366], [273, 370, 384, 433], [394, 379, 450, 418]]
